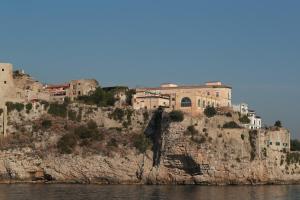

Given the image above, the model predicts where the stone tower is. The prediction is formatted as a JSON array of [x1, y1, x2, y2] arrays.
[[0, 63, 16, 137]]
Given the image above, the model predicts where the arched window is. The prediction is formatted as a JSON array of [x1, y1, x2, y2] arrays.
[[181, 97, 192, 107], [198, 99, 201, 107]]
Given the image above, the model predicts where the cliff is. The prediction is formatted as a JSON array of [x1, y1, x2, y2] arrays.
[[0, 103, 299, 185]]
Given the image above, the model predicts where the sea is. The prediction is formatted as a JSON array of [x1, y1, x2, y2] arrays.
[[0, 184, 299, 200]]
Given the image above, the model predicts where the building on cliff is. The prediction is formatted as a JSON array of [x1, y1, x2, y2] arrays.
[[233, 103, 262, 130], [132, 81, 232, 116]]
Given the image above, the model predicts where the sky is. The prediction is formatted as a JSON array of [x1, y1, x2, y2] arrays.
[[0, 0, 299, 138]]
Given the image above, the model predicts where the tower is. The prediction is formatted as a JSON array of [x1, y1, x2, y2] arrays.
[[0, 63, 16, 137]]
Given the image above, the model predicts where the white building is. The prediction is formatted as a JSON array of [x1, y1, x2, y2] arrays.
[[232, 103, 249, 115], [247, 110, 262, 130]]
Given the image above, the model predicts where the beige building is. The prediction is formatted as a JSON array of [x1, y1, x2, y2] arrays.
[[69, 79, 99, 101], [0, 63, 17, 137], [259, 129, 291, 153], [133, 81, 232, 116]]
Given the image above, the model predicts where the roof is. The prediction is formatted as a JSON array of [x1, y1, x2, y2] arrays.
[[136, 84, 232, 91]]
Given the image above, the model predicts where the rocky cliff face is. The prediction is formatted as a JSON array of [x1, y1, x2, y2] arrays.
[[0, 104, 299, 185]]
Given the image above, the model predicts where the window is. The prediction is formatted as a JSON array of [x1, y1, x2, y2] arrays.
[[207, 92, 210, 96], [181, 97, 192, 107], [172, 98, 175, 101], [216, 92, 220, 97], [4, 81, 7, 84], [212, 102, 215, 107], [198, 99, 201, 107], [1, 69, 4, 71], [276, 142, 280, 146]]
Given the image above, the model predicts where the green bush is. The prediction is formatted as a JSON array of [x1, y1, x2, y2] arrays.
[[143, 111, 149, 122], [186, 125, 199, 136], [291, 139, 300, 151], [6, 102, 24, 112], [169, 110, 184, 122], [241, 134, 245, 140], [68, 110, 77, 121], [286, 152, 300, 165], [77, 87, 116, 107], [87, 120, 98, 130], [274, 120, 282, 128], [41, 119, 52, 129], [226, 112, 232, 117], [107, 138, 118, 147], [239, 115, 250, 124], [125, 89, 136, 106], [26, 103, 33, 112], [48, 103, 67, 118], [110, 108, 125, 122], [204, 106, 217, 118], [57, 134, 77, 154], [223, 121, 241, 129], [133, 134, 152, 153], [191, 135, 206, 144]]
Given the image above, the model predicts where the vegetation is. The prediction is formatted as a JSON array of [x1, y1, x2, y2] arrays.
[[6, 102, 24, 113], [274, 120, 282, 128], [41, 119, 52, 129], [169, 110, 184, 122], [239, 115, 250, 124], [125, 89, 136, 106], [0, 108, 3, 115], [225, 112, 232, 117], [241, 134, 245, 140], [57, 133, 77, 154], [40, 100, 50, 110], [133, 133, 152, 154], [48, 103, 67, 118], [110, 108, 125, 122], [249, 130, 258, 161], [25, 103, 33, 112], [77, 87, 116, 107], [107, 138, 118, 147], [291, 139, 300, 151], [191, 135, 206, 144], [185, 125, 199, 136], [286, 152, 300, 165], [143, 111, 149, 122], [204, 106, 217, 118], [68, 110, 77, 121], [223, 121, 240, 129]]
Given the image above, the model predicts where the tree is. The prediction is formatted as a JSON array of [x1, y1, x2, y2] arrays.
[[204, 106, 217, 118], [169, 110, 184, 122], [274, 120, 282, 128], [223, 121, 241, 129], [239, 115, 250, 124], [291, 139, 300, 151]]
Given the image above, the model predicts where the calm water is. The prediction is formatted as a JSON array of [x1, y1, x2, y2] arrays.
[[0, 185, 299, 200]]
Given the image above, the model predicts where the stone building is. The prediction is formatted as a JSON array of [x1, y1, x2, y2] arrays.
[[258, 129, 291, 153], [133, 81, 232, 116], [69, 79, 99, 101], [0, 63, 17, 136]]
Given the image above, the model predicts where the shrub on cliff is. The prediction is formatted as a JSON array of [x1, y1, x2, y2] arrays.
[[110, 108, 125, 122], [223, 121, 241, 129], [133, 134, 152, 154], [291, 139, 300, 151], [274, 120, 282, 128], [48, 103, 67, 118], [41, 119, 52, 129], [25, 103, 33, 112], [204, 106, 217, 118], [57, 134, 77, 154], [169, 110, 184, 122], [125, 89, 136, 106], [185, 125, 199, 136], [77, 87, 116, 107], [6, 102, 24, 113], [239, 115, 250, 124]]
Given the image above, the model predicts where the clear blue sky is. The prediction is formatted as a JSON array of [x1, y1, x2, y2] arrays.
[[0, 0, 299, 138]]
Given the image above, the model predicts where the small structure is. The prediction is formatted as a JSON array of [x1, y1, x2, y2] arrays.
[[232, 103, 249, 115], [258, 129, 291, 152], [248, 110, 262, 130]]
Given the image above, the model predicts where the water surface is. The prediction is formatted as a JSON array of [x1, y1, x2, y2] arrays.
[[0, 185, 299, 200]]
